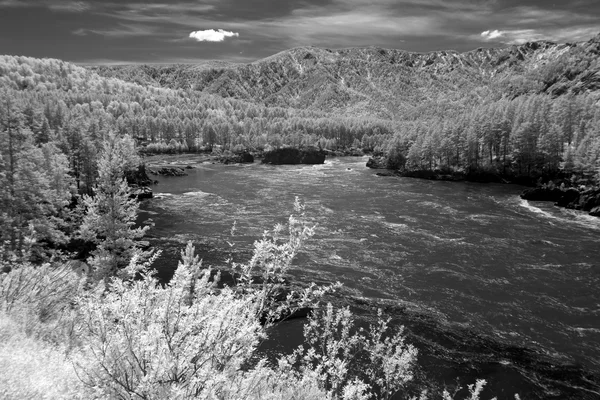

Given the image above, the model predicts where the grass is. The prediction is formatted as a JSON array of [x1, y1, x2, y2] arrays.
[[0, 313, 86, 400]]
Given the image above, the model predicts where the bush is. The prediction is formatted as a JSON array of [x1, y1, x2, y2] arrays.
[[76, 248, 268, 398], [289, 304, 417, 400], [0, 262, 84, 345]]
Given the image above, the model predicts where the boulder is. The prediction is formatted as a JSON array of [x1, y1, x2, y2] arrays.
[[262, 148, 325, 165], [590, 206, 600, 217]]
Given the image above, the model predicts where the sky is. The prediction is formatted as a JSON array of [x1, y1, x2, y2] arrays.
[[0, 0, 598, 65]]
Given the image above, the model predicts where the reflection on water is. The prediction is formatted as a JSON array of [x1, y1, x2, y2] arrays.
[[140, 156, 600, 399]]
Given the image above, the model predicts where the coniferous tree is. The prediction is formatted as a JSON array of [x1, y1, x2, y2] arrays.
[[78, 133, 149, 279]]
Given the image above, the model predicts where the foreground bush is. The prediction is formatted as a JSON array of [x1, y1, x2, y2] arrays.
[[0, 261, 84, 345]]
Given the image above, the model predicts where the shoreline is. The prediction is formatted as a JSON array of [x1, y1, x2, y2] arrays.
[[366, 158, 600, 218]]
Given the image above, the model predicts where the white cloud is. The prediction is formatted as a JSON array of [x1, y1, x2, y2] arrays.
[[480, 30, 504, 40], [479, 25, 599, 46], [189, 29, 239, 42], [480, 29, 546, 44]]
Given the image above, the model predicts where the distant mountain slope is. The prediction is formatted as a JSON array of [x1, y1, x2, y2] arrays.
[[91, 34, 600, 118]]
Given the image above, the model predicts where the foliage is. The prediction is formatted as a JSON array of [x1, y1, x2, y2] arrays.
[[76, 248, 267, 399], [0, 95, 76, 262]]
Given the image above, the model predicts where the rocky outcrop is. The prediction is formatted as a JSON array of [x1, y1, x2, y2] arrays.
[[520, 186, 600, 217], [366, 156, 386, 169], [125, 164, 157, 186], [262, 148, 325, 165], [218, 152, 254, 164], [124, 165, 155, 200], [149, 167, 188, 176], [565, 187, 600, 212]]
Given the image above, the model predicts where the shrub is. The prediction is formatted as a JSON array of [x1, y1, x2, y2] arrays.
[[289, 304, 418, 400], [0, 261, 84, 345]]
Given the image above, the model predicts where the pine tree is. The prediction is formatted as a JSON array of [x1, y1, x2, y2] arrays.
[[78, 133, 149, 279]]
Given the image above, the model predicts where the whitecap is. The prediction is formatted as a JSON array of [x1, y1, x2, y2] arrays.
[[520, 199, 600, 230], [153, 193, 174, 199], [519, 199, 558, 222], [182, 191, 213, 197]]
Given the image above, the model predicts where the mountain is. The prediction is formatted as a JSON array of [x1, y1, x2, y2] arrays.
[[92, 34, 600, 119]]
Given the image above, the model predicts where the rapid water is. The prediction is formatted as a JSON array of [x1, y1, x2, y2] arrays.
[[139, 156, 600, 399]]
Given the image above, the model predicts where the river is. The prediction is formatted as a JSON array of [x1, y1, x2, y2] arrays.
[[139, 156, 600, 399]]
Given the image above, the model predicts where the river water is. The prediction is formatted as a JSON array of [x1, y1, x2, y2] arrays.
[[139, 156, 600, 399]]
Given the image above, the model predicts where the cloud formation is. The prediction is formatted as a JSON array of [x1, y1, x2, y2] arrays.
[[479, 26, 599, 45], [189, 29, 239, 42], [480, 30, 503, 40]]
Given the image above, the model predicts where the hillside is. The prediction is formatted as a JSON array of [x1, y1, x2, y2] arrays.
[[92, 34, 600, 119]]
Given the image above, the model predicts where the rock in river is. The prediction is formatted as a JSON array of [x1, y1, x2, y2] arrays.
[[262, 148, 325, 165], [149, 167, 188, 177]]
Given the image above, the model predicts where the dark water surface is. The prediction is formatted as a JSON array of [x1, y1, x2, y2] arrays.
[[139, 156, 600, 399]]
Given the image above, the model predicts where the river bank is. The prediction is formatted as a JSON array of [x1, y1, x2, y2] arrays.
[[366, 156, 600, 218]]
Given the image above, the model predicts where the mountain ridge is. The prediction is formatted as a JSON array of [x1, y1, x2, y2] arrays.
[[91, 33, 600, 119]]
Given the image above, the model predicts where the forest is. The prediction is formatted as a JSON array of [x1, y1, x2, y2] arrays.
[[0, 33, 599, 399]]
